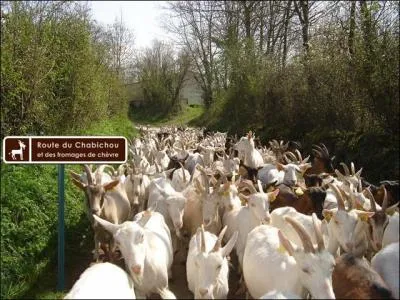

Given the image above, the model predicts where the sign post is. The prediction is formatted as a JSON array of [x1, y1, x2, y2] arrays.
[[57, 164, 65, 291]]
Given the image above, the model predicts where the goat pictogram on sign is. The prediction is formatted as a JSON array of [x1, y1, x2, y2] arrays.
[[3, 138, 30, 162]]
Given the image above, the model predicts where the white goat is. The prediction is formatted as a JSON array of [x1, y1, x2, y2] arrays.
[[232, 180, 280, 268], [323, 184, 375, 256], [270, 206, 326, 248], [243, 214, 336, 299], [371, 242, 399, 299], [70, 165, 131, 261], [64, 262, 136, 299], [93, 210, 175, 299], [186, 225, 238, 299]]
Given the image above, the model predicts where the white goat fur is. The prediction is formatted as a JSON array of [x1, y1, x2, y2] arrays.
[[371, 242, 399, 299], [64, 262, 136, 299], [93, 211, 175, 299], [243, 224, 336, 299], [186, 227, 238, 299]]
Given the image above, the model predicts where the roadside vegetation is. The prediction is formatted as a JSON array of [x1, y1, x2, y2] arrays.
[[1, 1, 136, 298]]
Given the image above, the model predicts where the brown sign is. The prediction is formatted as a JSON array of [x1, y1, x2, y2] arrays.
[[2, 136, 127, 164]]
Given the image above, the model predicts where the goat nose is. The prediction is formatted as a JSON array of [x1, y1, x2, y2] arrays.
[[131, 265, 141, 274], [91, 208, 99, 214], [204, 219, 210, 225], [376, 242, 382, 249], [199, 288, 208, 296]]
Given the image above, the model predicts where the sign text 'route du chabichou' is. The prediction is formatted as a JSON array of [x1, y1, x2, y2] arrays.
[[2, 136, 128, 164]]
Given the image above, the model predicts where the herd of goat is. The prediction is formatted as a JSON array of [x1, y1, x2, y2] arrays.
[[65, 125, 399, 299]]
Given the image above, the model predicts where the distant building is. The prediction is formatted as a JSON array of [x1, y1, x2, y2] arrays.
[[127, 70, 204, 107], [179, 71, 204, 106]]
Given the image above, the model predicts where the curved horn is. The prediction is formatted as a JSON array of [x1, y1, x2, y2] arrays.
[[312, 148, 323, 158], [197, 165, 210, 194], [212, 226, 228, 252], [83, 164, 93, 185], [350, 162, 355, 175], [284, 151, 298, 162], [340, 162, 350, 176], [381, 185, 388, 211], [284, 216, 315, 253], [295, 149, 303, 163], [312, 213, 325, 251], [335, 169, 345, 180], [240, 179, 257, 194], [365, 187, 377, 212], [329, 183, 346, 211], [200, 224, 206, 252], [319, 143, 330, 157]]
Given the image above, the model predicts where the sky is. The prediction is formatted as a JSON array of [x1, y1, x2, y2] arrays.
[[88, 1, 171, 50]]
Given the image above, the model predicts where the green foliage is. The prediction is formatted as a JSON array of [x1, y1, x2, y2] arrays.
[[0, 164, 88, 299], [0, 114, 137, 299], [1, 1, 129, 138]]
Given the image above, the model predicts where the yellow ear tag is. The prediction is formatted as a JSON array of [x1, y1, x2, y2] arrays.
[[269, 192, 278, 202], [359, 214, 369, 222], [277, 243, 287, 254], [295, 187, 304, 196], [222, 190, 230, 197], [324, 213, 332, 223]]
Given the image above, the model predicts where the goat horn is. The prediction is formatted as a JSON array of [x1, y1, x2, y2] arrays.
[[283, 153, 292, 164], [83, 164, 93, 185], [312, 144, 325, 156], [335, 169, 345, 180], [351, 162, 355, 175], [312, 149, 322, 158], [312, 213, 325, 252], [340, 162, 350, 176], [197, 165, 210, 194], [212, 226, 228, 252], [381, 185, 388, 211], [295, 149, 303, 162], [365, 187, 377, 212], [319, 143, 330, 157], [357, 178, 362, 193], [200, 224, 206, 253], [284, 151, 298, 162], [240, 179, 257, 194], [329, 183, 346, 211], [284, 216, 315, 253]]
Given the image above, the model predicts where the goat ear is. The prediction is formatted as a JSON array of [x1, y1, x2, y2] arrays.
[[322, 209, 334, 222], [103, 179, 120, 191], [354, 210, 375, 222], [278, 230, 295, 256], [386, 202, 399, 216], [93, 214, 120, 235], [221, 231, 238, 257], [276, 163, 285, 171], [71, 178, 86, 190], [268, 189, 280, 202]]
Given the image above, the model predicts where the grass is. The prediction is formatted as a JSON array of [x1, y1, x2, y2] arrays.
[[1, 114, 138, 299], [129, 104, 205, 126], [73, 114, 137, 138]]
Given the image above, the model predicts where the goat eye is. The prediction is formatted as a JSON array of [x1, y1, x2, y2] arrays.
[[217, 264, 222, 270], [250, 203, 256, 207], [302, 267, 310, 274]]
